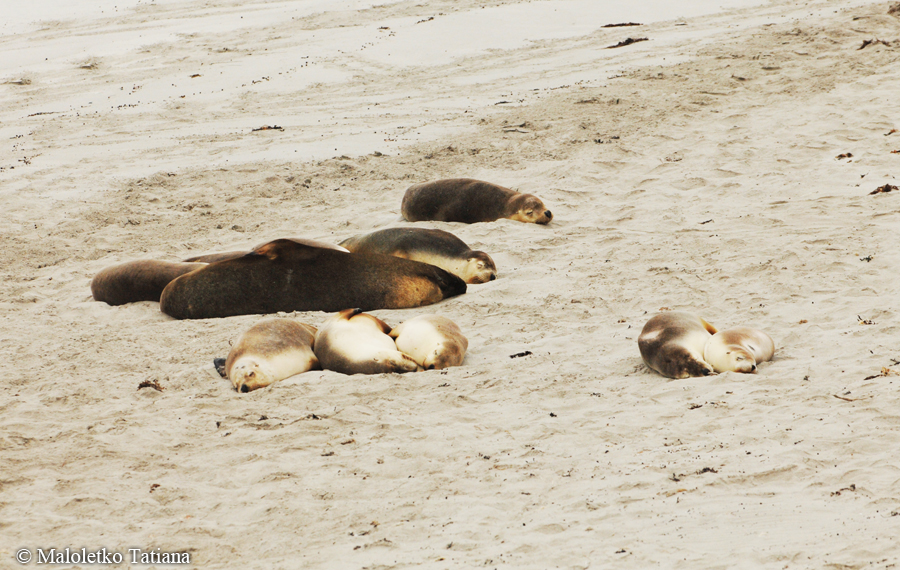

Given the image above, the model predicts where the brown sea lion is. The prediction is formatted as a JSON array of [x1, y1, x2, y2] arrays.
[[638, 311, 718, 379], [91, 260, 206, 306], [314, 309, 420, 375], [703, 327, 775, 373], [339, 227, 497, 284], [401, 178, 553, 224], [159, 238, 467, 320], [185, 238, 348, 263], [224, 318, 319, 393], [389, 314, 468, 370]]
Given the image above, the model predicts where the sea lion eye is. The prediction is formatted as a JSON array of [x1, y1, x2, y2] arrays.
[[525, 210, 534, 215]]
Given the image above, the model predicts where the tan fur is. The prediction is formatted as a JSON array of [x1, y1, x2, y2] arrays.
[[704, 327, 775, 373], [339, 227, 497, 284], [225, 319, 319, 393], [390, 315, 468, 370], [638, 312, 718, 379], [313, 309, 420, 375]]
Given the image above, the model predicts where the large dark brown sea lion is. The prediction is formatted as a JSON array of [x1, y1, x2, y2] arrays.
[[638, 312, 718, 379], [314, 309, 420, 375], [184, 238, 348, 263], [91, 260, 206, 306], [401, 178, 553, 224], [224, 318, 319, 393], [339, 227, 497, 284], [159, 238, 467, 320]]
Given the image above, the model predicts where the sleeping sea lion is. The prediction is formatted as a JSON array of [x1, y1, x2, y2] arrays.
[[314, 309, 419, 375], [339, 227, 497, 284], [91, 260, 206, 306], [225, 318, 319, 392], [401, 178, 553, 224], [159, 238, 466, 319], [703, 327, 775, 373], [389, 314, 468, 370], [638, 311, 718, 379]]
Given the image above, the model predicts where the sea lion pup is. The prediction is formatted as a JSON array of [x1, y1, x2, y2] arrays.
[[185, 238, 348, 263], [389, 314, 468, 370], [638, 311, 718, 379], [339, 227, 497, 284], [314, 309, 420, 375], [160, 238, 466, 320], [401, 178, 553, 224], [225, 318, 319, 393], [91, 260, 206, 306], [703, 327, 775, 373]]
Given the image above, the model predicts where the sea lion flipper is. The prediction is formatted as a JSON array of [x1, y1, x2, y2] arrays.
[[700, 318, 718, 335], [213, 358, 227, 378]]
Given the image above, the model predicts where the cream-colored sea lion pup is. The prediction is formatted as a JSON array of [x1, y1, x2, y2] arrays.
[[389, 314, 468, 370], [401, 178, 553, 224], [339, 227, 497, 284], [314, 309, 420, 375], [638, 311, 718, 379], [703, 327, 775, 373], [224, 318, 319, 393]]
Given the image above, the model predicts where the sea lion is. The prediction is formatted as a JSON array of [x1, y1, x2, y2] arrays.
[[314, 309, 420, 375], [389, 314, 468, 370], [185, 238, 348, 263], [401, 178, 553, 224], [91, 260, 206, 306], [225, 318, 319, 393], [703, 327, 775, 373], [160, 238, 466, 320], [339, 227, 497, 284], [638, 311, 718, 379]]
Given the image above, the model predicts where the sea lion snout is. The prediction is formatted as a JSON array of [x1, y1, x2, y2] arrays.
[[544, 210, 552, 220]]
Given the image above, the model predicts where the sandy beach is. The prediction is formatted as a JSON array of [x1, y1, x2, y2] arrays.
[[2, 0, 900, 568]]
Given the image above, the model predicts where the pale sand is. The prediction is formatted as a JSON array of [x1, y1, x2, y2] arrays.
[[2, 0, 900, 567]]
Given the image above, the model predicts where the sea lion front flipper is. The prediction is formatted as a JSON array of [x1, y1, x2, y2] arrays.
[[700, 318, 718, 335], [213, 358, 227, 378]]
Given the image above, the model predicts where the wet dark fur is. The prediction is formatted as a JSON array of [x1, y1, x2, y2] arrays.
[[401, 178, 552, 224], [160, 239, 466, 319], [91, 260, 206, 306]]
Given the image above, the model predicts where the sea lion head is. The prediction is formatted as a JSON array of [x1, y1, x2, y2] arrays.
[[463, 251, 498, 284], [716, 346, 757, 373], [509, 194, 553, 224], [230, 358, 275, 393], [422, 341, 465, 370]]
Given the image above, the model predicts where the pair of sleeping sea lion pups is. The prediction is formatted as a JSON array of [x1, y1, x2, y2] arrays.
[[223, 310, 469, 393], [638, 311, 776, 379]]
